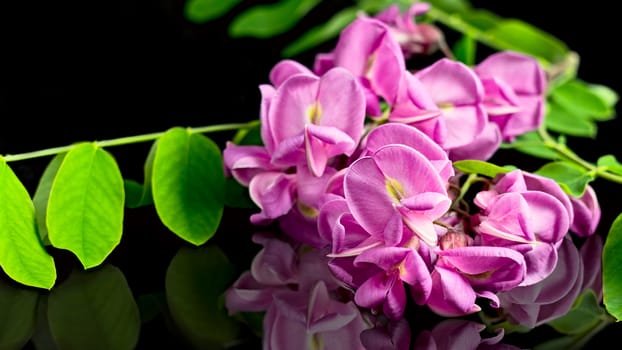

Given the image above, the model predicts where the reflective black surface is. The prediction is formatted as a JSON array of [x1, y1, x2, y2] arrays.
[[1, 1, 621, 349]]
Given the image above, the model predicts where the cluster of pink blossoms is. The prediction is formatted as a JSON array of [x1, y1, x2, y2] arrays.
[[222, 3, 603, 348]]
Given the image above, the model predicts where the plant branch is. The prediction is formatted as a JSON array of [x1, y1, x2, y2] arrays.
[[1, 120, 260, 163], [537, 126, 622, 184]]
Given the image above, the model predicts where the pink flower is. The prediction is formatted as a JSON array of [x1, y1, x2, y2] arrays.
[[568, 185, 601, 237], [473, 170, 572, 286], [361, 123, 454, 181], [374, 2, 445, 57], [266, 66, 366, 177], [225, 234, 369, 350], [474, 51, 547, 141], [353, 246, 432, 319], [344, 144, 451, 246], [411, 58, 487, 150], [427, 232, 526, 317]]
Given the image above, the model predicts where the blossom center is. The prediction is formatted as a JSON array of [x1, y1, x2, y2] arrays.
[[306, 101, 322, 125], [386, 177, 406, 203]]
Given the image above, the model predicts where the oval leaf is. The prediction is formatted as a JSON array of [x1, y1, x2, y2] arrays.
[[152, 128, 225, 245], [485, 19, 568, 64], [47, 265, 140, 350], [545, 99, 598, 138], [603, 212, 622, 321], [165, 244, 240, 348], [184, 0, 241, 23], [597, 155, 622, 176], [506, 131, 560, 160], [452, 159, 511, 178], [33, 153, 65, 244], [229, 0, 321, 38], [0, 158, 56, 289], [535, 161, 595, 197], [0, 278, 40, 349], [47, 143, 125, 269], [551, 79, 616, 121]]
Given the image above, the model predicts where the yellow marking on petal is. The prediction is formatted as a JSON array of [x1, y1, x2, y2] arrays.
[[297, 200, 319, 219], [437, 101, 454, 113], [386, 177, 406, 203], [462, 270, 494, 281], [309, 333, 324, 350], [307, 101, 322, 125], [365, 53, 377, 77]]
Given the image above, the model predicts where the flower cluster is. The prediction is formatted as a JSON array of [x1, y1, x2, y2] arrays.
[[223, 3, 603, 348]]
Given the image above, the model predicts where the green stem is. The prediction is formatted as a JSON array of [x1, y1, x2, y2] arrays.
[[2, 120, 260, 163], [536, 126, 622, 184]]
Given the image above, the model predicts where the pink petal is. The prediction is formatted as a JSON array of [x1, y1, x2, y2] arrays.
[[317, 67, 366, 138], [415, 58, 484, 106], [269, 74, 320, 142], [364, 123, 454, 180], [259, 84, 277, 153], [269, 59, 314, 87], [475, 51, 546, 96], [344, 156, 396, 234], [248, 172, 296, 224], [383, 276, 408, 319], [305, 124, 358, 176], [354, 246, 410, 270], [440, 104, 487, 149], [438, 246, 526, 291], [427, 267, 480, 317], [401, 251, 433, 304], [222, 142, 272, 185], [354, 272, 395, 309]]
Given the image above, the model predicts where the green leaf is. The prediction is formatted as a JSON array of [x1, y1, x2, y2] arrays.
[[535, 161, 595, 197], [32, 153, 65, 244], [507, 131, 559, 160], [485, 19, 568, 64], [0, 158, 56, 290], [547, 290, 604, 335], [456, 8, 502, 31], [0, 279, 40, 349], [551, 79, 616, 121], [229, 0, 322, 39], [597, 155, 622, 176], [545, 99, 597, 138], [604, 212, 622, 320], [30, 295, 59, 350], [184, 0, 241, 23], [452, 159, 511, 178], [588, 83, 619, 108], [425, 0, 472, 14], [46, 143, 125, 269], [152, 128, 225, 245], [282, 7, 359, 57], [124, 141, 157, 209], [452, 34, 476, 65], [47, 265, 141, 350], [165, 245, 240, 348]]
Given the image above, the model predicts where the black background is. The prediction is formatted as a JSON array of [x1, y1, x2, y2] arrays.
[[1, 0, 621, 348]]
